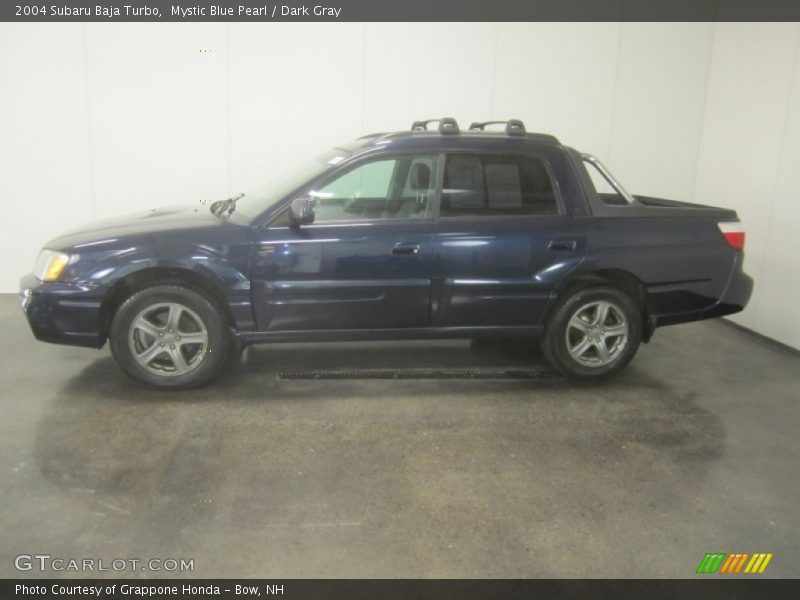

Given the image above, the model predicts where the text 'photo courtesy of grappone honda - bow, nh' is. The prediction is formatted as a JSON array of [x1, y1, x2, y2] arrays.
[[20, 118, 753, 389]]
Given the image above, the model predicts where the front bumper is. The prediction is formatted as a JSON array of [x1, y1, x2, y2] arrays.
[[20, 273, 105, 348]]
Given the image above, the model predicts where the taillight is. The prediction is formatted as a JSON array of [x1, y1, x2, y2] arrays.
[[718, 221, 745, 250]]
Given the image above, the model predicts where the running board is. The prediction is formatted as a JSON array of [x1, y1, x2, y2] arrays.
[[278, 368, 559, 380], [238, 325, 544, 344]]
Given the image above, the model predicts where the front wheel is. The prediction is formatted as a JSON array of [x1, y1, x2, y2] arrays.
[[109, 285, 231, 389], [540, 286, 642, 380]]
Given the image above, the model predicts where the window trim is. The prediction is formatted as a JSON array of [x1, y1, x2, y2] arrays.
[[434, 150, 566, 220]]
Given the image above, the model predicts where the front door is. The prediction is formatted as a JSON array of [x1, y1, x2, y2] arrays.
[[251, 153, 439, 331]]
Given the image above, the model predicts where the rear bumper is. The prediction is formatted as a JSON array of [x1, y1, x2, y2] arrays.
[[19, 274, 105, 348], [703, 267, 753, 319], [652, 260, 753, 328]]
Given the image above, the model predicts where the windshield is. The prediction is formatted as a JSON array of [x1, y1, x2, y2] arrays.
[[230, 149, 350, 221]]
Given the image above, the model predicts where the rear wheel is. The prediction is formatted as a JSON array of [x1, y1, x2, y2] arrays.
[[109, 285, 231, 389], [540, 286, 641, 380]]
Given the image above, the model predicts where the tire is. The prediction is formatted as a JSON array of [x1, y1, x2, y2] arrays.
[[109, 285, 231, 390], [540, 286, 642, 380]]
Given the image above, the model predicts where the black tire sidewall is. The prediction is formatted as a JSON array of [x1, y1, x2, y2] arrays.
[[542, 286, 642, 379], [109, 285, 230, 390]]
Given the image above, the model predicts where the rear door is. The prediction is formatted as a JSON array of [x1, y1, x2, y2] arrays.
[[251, 153, 439, 331], [432, 152, 584, 328]]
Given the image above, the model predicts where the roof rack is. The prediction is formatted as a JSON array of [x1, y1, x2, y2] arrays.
[[411, 117, 460, 135], [469, 119, 527, 136]]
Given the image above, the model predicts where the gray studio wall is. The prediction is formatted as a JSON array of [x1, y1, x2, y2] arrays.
[[1, 22, 798, 348]]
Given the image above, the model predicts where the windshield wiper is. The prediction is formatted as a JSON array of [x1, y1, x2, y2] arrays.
[[210, 193, 245, 217]]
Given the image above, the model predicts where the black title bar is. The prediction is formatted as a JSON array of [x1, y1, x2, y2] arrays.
[[4, 0, 800, 22]]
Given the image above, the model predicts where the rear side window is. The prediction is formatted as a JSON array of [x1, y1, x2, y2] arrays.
[[440, 154, 558, 217]]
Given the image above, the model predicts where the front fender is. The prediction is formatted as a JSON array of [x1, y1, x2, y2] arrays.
[[77, 239, 255, 333]]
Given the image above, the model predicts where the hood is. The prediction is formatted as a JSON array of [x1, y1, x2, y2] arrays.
[[46, 205, 229, 250]]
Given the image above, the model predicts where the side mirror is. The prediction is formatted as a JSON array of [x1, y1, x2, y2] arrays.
[[289, 195, 315, 226]]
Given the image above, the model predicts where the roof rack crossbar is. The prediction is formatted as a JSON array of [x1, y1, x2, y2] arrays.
[[469, 119, 527, 137], [410, 118, 460, 135]]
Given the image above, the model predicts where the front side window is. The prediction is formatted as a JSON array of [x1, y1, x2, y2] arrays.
[[309, 154, 438, 222], [440, 154, 558, 218]]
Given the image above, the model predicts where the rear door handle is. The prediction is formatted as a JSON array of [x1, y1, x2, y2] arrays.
[[392, 242, 421, 255], [548, 239, 577, 251]]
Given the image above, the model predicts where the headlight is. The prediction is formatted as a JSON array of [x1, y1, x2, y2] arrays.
[[33, 249, 71, 282]]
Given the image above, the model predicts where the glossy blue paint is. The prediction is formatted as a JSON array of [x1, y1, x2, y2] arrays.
[[19, 130, 752, 349], [251, 219, 435, 331], [432, 216, 585, 328]]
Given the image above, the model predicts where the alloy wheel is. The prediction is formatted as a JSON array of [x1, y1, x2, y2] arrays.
[[564, 300, 629, 367], [128, 302, 208, 376]]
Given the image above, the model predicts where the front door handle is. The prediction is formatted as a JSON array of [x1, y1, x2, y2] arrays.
[[548, 239, 577, 251], [392, 242, 421, 256]]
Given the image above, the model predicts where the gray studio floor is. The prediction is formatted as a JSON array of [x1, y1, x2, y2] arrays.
[[1, 294, 798, 578]]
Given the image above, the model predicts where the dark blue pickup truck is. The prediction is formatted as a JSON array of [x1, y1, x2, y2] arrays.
[[20, 118, 752, 389]]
